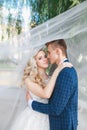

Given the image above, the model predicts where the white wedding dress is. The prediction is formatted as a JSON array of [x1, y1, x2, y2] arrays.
[[10, 81, 50, 130]]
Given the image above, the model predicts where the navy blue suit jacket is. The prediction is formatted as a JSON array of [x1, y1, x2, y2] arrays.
[[32, 60, 78, 130]]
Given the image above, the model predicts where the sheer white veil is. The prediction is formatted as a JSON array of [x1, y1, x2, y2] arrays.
[[0, 1, 87, 130]]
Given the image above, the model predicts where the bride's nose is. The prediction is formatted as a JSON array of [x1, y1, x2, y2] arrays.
[[43, 57, 47, 62]]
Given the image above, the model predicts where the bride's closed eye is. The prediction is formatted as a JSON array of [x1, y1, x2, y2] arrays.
[[44, 55, 47, 58], [38, 56, 42, 60], [38, 55, 47, 60]]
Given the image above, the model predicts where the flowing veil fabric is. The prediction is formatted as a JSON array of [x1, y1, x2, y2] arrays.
[[0, 1, 87, 130]]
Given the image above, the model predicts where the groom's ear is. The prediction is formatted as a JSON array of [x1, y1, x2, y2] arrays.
[[55, 47, 60, 55]]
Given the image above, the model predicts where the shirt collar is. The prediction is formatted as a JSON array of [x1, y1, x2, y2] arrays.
[[59, 58, 68, 64]]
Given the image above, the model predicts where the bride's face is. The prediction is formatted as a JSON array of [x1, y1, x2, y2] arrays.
[[35, 50, 49, 69]]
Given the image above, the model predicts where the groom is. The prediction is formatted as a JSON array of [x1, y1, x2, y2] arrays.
[[27, 39, 78, 130]]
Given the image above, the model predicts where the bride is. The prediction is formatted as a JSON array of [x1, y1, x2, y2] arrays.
[[10, 48, 72, 130]]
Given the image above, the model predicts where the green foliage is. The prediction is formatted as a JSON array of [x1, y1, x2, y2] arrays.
[[15, 19, 22, 34], [7, 13, 12, 38], [30, 0, 85, 27], [0, 0, 86, 40]]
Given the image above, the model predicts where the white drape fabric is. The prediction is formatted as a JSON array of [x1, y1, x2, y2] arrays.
[[0, 1, 87, 130]]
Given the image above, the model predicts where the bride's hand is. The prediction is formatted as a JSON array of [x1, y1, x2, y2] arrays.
[[54, 62, 73, 74], [26, 91, 32, 102]]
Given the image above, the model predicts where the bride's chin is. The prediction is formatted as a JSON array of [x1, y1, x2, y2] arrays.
[[45, 65, 49, 68], [42, 65, 48, 69]]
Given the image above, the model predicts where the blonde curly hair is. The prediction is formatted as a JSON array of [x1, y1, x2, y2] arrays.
[[22, 50, 46, 88]]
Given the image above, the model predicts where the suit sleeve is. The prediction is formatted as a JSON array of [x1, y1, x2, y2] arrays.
[[32, 68, 73, 116]]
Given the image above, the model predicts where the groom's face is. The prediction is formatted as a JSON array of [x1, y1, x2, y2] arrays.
[[47, 44, 58, 64]]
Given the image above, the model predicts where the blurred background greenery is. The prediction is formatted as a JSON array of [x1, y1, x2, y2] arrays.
[[0, 0, 85, 42]]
